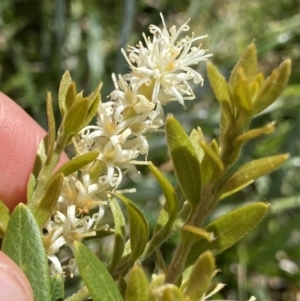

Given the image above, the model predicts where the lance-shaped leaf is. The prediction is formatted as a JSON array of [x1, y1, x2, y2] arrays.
[[228, 43, 258, 89], [115, 193, 149, 264], [109, 198, 126, 271], [181, 225, 213, 245], [160, 285, 184, 301], [2, 204, 51, 301], [74, 241, 123, 301], [54, 151, 99, 177], [148, 162, 178, 249], [185, 202, 269, 268], [50, 275, 64, 301], [190, 128, 205, 163], [125, 265, 149, 301], [207, 61, 231, 104], [0, 199, 9, 237], [199, 140, 224, 185], [58, 70, 72, 117], [65, 81, 77, 112], [61, 98, 89, 138], [46, 92, 56, 162], [184, 251, 215, 301], [232, 72, 253, 112], [81, 83, 102, 128], [166, 116, 202, 207], [33, 173, 64, 227], [253, 59, 291, 115], [233, 122, 275, 145], [220, 154, 289, 199]]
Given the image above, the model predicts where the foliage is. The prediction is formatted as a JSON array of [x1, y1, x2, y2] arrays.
[[1, 1, 300, 300]]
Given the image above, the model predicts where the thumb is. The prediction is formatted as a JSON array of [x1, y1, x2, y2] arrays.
[[0, 251, 34, 301]]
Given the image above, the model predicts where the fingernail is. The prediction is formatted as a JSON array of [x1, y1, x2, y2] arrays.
[[0, 252, 34, 301]]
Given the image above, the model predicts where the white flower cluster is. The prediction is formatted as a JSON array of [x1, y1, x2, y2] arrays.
[[43, 13, 211, 276]]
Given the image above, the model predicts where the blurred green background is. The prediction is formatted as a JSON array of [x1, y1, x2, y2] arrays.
[[1, 0, 300, 300]]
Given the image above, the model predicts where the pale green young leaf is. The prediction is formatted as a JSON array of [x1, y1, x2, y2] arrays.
[[50, 275, 64, 301], [149, 274, 165, 293], [89, 160, 107, 184], [160, 285, 184, 301], [220, 154, 289, 199], [58, 70, 72, 117], [206, 61, 231, 104], [46, 92, 56, 162], [74, 241, 123, 301], [27, 173, 36, 202], [82, 94, 101, 128], [189, 128, 205, 163], [31, 134, 48, 179], [81, 83, 102, 128], [0, 199, 9, 237], [125, 265, 149, 301], [253, 59, 291, 115], [228, 43, 258, 89], [33, 173, 64, 227], [65, 82, 77, 111], [149, 162, 178, 239], [232, 75, 253, 112], [109, 198, 126, 271], [184, 251, 215, 301], [185, 202, 269, 267], [115, 193, 149, 264], [165, 116, 202, 207], [233, 122, 275, 145], [61, 98, 89, 138], [54, 151, 99, 177], [2, 204, 51, 301], [181, 225, 213, 245]]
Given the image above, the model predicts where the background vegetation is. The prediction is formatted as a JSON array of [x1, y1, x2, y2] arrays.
[[1, 0, 300, 300]]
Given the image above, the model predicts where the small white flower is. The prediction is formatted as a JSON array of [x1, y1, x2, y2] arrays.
[[121, 13, 212, 106]]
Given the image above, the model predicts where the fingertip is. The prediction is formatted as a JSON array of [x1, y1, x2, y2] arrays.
[[0, 251, 34, 301]]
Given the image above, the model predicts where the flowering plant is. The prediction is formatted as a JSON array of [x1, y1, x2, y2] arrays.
[[0, 14, 290, 301]]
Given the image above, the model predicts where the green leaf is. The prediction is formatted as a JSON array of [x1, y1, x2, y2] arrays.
[[185, 202, 269, 267], [109, 198, 126, 271], [165, 116, 202, 207], [233, 122, 275, 145], [149, 162, 178, 240], [253, 59, 291, 115], [58, 70, 72, 117], [206, 61, 231, 104], [74, 241, 123, 301], [54, 151, 99, 177], [33, 173, 64, 227], [62, 98, 90, 137], [220, 154, 289, 199], [32, 135, 49, 178], [184, 251, 215, 301], [229, 43, 258, 89], [0, 199, 9, 237], [181, 225, 213, 245], [189, 128, 205, 163], [2, 204, 51, 301], [82, 83, 102, 128], [160, 285, 184, 301], [27, 173, 36, 202], [125, 265, 149, 301], [50, 275, 64, 301], [115, 193, 149, 264], [65, 82, 77, 111], [46, 92, 56, 163]]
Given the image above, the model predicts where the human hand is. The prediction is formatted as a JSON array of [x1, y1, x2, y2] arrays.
[[0, 92, 67, 300]]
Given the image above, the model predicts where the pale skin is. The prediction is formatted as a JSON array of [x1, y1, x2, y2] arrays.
[[0, 92, 68, 300]]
